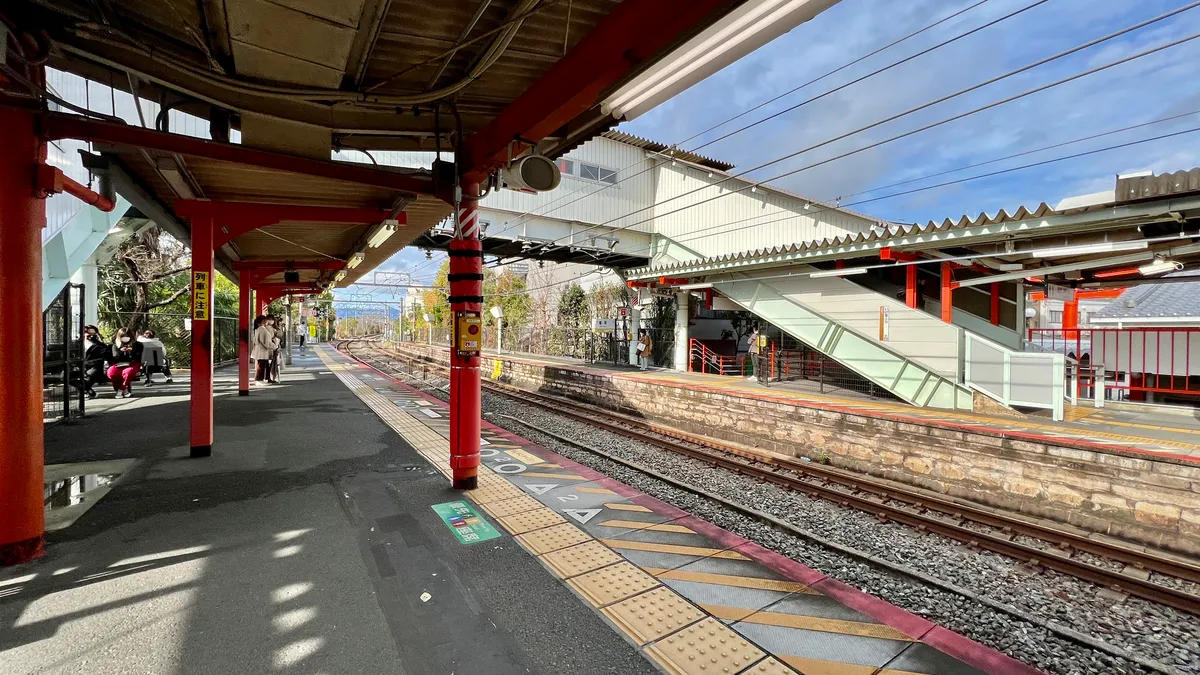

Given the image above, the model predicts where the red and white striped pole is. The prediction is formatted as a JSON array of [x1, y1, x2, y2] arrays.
[[448, 181, 482, 490]]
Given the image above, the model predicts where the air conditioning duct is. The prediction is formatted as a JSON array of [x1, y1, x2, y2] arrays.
[[501, 154, 561, 193]]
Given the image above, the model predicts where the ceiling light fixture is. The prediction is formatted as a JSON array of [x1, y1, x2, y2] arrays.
[[1137, 258, 1181, 276], [367, 220, 400, 248], [810, 267, 868, 278], [602, 0, 827, 121], [1028, 240, 1147, 258], [347, 252, 365, 269], [678, 282, 713, 290]]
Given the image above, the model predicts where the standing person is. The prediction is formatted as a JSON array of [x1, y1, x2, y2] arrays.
[[635, 331, 653, 370], [81, 325, 108, 399], [107, 327, 144, 398], [747, 325, 763, 384], [269, 315, 284, 383], [296, 321, 307, 350], [252, 316, 278, 386]]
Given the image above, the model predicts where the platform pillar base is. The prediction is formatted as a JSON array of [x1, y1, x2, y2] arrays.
[[0, 535, 44, 567], [452, 476, 478, 491], [238, 390, 249, 397], [190, 445, 212, 458]]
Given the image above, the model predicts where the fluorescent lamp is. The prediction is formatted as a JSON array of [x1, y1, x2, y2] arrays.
[[810, 268, 868, 278], [602, 0, 831, 121], [1028, 241, 1147, 258], [1138, 258, 1180, 276], [678, 282, 713, 290], [333, 270, 347, 282], [367, 221, 398, 248], [347, 252, 365, 269]]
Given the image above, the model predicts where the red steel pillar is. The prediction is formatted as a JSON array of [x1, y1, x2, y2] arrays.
[[1063, 296, 1079, 340], [905, 265, 918, 309], [0, 105, 47, 565], [940, 262, 953, 323], [449, 181, 483, 490], [190, 216, 215, 457], [990, 283, 1001, 326], [238, 280, 251, 396]]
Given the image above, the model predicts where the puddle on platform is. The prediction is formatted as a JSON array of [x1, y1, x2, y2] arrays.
[[44, 473, 121, 511]]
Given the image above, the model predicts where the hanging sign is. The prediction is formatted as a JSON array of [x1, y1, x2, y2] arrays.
[[191, 271, 210, 321], [1047, 284, 1073, 302], [879, 306, 890, 341], [431, 501, 501, 545]]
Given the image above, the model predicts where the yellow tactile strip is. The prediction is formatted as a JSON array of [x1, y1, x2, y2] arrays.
[[601, 587, 706, 646], [496, 507, 567, 535], [515, 523, 593, 555], [479, 494, 546, 519], [568, 561, 661, 608], [541, 541, 626, 579], [644, 617, 767, 675]]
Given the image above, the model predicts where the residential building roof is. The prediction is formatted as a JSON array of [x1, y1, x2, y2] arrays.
[[1092, 275, 1200, 322]]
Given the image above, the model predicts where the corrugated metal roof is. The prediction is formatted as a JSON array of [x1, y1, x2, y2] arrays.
[[630, 200, 1104, 277], [632, 167, 1200, 278], [1116, 168, 1200, 203], [1092, 276, 1200, 320], [599, 130, 734, 171]]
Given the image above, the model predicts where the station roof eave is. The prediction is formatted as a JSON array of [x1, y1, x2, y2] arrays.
[[629, 186, 1200, 287], [411, 229, 650, 270], [89, 138, 450, 290]]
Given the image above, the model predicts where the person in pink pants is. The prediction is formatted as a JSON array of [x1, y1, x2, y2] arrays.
[[107, 327, 144, 398]]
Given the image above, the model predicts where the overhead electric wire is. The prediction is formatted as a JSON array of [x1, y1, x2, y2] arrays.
[[481, 0, 1015, 245], [559, 4, 1200, 246], [404, 0, 1011, 280], [468, 124, 1200, 299]]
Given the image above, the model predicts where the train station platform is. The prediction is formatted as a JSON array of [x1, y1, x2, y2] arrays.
[[397, 344, 1200, 464], [2, 345, 1040, 675]]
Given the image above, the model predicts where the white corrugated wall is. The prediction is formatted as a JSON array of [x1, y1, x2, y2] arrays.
[[650, 162, 878, 263]]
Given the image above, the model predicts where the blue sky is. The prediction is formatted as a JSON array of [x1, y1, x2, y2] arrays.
[[366, 0, 1200, 288]]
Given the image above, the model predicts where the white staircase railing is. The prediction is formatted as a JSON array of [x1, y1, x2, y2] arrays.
[[965, 332, 1065, 420]]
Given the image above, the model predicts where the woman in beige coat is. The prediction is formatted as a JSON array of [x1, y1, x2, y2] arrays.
[[252, 316, 279, 386]]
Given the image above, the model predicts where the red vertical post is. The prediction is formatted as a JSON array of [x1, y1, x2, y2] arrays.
[[0, 104, 47, 565], [449, 181, 482, 490], [835, 259, 846, 269], [238, 280, 251, 396], [989, 283, 1001, 325], [190, 216, 215, 457], [905, 265, 918, 309], [940, 262, 953, 323]]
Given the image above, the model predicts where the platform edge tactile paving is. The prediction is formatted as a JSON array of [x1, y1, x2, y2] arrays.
[[737, 656, 799, 674], [567, 561, 661, 608], [515, 522, 594, 555], [600, 586, 707, 646], [643, 617, 767, 675], [496, 507, 568, 535], [479, 494, 546, 519], [540, 540, 625, 579]]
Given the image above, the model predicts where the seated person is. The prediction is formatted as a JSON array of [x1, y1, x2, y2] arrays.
[[138, 330, 172, 385], [81, 325, 109, 399], [107, 327, 143, 398]]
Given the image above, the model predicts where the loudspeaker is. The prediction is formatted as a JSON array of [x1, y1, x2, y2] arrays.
[[501, 154, 561, 193], [284, 271, 300, 283]]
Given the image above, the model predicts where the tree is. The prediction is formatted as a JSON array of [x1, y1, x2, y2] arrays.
[[421, 260, 451, 329], [585, 280, 629, 320], [557, 283, 588, 327], [99, 228, 190, 336], [486, 270, 531, 329]]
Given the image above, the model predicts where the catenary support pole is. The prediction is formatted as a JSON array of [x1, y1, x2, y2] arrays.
[[0, 104, 47, 565], [190, 216, 215, 457], [448, 181, 483, 490], [238, 280, 251, 396]]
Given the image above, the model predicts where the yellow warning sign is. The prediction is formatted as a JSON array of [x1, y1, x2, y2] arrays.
[[191, 271, 210, 321], [492, 360, 503, 380]]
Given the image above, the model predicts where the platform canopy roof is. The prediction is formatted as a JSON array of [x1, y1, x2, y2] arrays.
[[631, 169, 1200, 290], [7, 0, 841, 288]]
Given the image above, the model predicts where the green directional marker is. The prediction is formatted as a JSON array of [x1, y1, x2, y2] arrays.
[[432, 500, 501, 545]]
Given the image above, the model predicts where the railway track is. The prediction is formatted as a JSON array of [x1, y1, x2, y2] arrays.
[[343, 339, 1200, 618]]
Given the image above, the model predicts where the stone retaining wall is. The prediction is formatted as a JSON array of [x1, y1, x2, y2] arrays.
[[390, 344, 1200, 555]]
